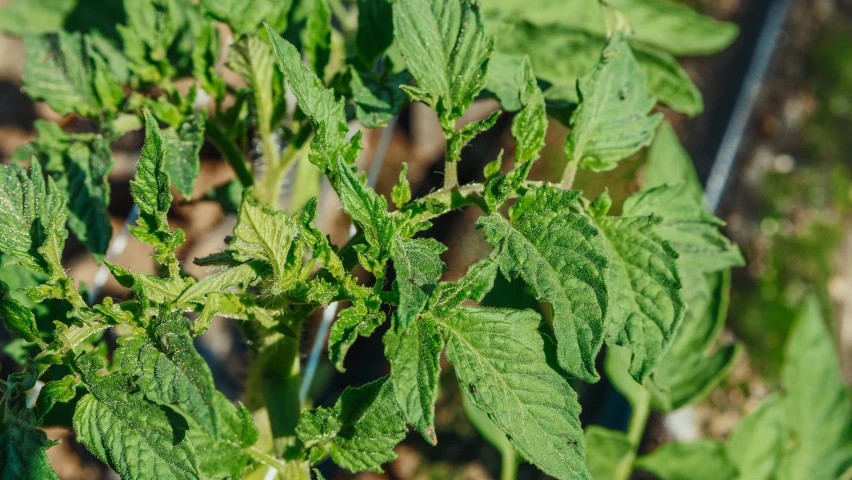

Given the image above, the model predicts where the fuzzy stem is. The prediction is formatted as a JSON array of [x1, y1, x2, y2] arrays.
[[256, 143, 302, 208], [206, 122, 255, 189], [613, 388, 651, 480], [561, 159, 580, 190]]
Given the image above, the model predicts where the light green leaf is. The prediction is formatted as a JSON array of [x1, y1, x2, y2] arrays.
[[106, 262, 193, 306], [428, 258, 498, 314], [391, 237, 446, 329], [186, 395, 258, 479], [163, 112, 205, 200], [391, 163, 412, 209], [350, 66, 411, 128], [230, 195, 303, 289], [648, 270, 740, 410], [440, 306, 588, 480], [176, 262, 263, 307], [393, 0, 494, 130], [384, 315, 443, 444], [296, 377, 407, 473], [23, 32, 99, 117], [447, 111, 501, 162], [73, 354, 200, 480], [643, 121, 705, 203], [496, 22, 702, 116], [356, 0, 394, 64], [565, 33, 662, 172], [329, 292, 385, 371], [0, 160, 68, 278], [484, 53, 527, 112], [511, 56, 547, 164], [201, 0, 291, 35], [0, 0, 76, 35], [590, 192, 685, 382], [483, 0, 737, 56], [478, 186, 608, 382], [635, 439, 736, 480], [584, 426, 632, 480], [779, 296, 852, 480], [130, 110, 185, 276], [34, 374, 80, 422], [606, 0, 738, 56], [726, 394, 786, 480], [625, 186, 743, 273]]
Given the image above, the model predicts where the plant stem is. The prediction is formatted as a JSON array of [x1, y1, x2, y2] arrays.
[[256, 143, 302, 207], [206, 121, 255, 189], [561, 159, 580, 190], [501, 448, 519, 480], [444, 158, 459, 189], [613, 387, 651, 480]]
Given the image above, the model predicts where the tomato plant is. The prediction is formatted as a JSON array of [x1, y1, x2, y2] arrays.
[[0, 0, 849, 479]]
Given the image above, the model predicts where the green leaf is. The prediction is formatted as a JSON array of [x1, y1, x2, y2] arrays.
[[23, 121, 113, 260], [643, 121, 705, 203], [130, 110, 185, 276], [484, 53, 527, 112], [440, 306, 588, 480], [201, 0, 291, 35], [635, 439, 736, 480], [329, 292, 385, 371], [447, 111, 501, 162], [779, 296, 852, 480], [0, 280, 41, 344], [584, 426, 632, 480], [229, 33, 277, 150], [391, 163, 412, 209], [589, 191, 685, 382], [391, 237, 446, 329], [23, 32, 101, 117], [0, 160, 68, 278], [392, 0, 494, 130], [478, 186, 608, 382], [350, 66, 411, 128], [384, 315, 443, 444], [624, 186, 743, 274], [565, 33, 662, 172], [175, 262, 262, 307], [303, 0, 331, 77], [34, 374, 80, 422], [511, 56, 547, 164], [73, 354, 200, 480], [356, 0, 394, 64], [647, 270, 740, 410], [296, 377, 407, 473], [116, 312, 220, 437], [726, 394, 786, 480], [606, 0, 739, 56], [0, 0, 76, 35], [163, 112, 205, 200], [266, 26, 349, 170], [0, 369, 59, 480], [428, 259, 498, 314], [186, 395, 257, 479], [496, 22, 703, 116]]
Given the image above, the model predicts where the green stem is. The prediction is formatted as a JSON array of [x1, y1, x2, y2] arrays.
[[255, 332, 303, 439], [613, 387, 651, 480], [245, 446, 292, 473], [500, 448, 519, 480], [206, 122, 255, 188], [561, 159, 580, 190], [255, 143, 303, 208], [444, 158, 459, 189]]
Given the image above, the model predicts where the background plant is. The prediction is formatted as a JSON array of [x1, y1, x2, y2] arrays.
[[0, 0, 849, 479]]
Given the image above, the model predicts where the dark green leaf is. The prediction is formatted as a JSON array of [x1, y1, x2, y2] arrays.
[[296, 377, 407, 473], [478, 186, 608, 382], [73, 354, 200, 480], [440, 306, 588, 480], [0, 280, 41, 344], [350, 66, 410, 128], [356, 0, 394, 64], [384, 315, 443, 444], [163, 112, 205, 200]]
